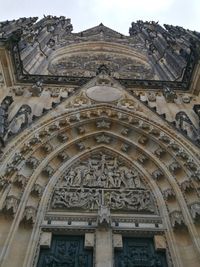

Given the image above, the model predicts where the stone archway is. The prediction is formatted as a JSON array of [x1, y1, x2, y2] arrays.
[[0, 104, 200, 267]]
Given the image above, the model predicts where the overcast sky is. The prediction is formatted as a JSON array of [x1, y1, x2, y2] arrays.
[[0, 0, 199, 34]]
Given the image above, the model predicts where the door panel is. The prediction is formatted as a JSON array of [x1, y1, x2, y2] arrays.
[[114, 237, 168, 267], [37, 235, 93, 267]]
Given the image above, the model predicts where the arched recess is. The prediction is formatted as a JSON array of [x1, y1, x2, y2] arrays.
[[0, 104, 200, 267]]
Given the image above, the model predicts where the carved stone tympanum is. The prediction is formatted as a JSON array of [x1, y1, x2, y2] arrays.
[[51, 154, 155, 214]]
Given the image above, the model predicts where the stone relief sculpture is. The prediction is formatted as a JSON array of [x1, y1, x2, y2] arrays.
[[51, 154, 155, 213], [7, 104, 32, 137], [0, 96, 13, 146]]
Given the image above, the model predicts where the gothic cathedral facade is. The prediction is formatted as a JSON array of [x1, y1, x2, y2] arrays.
[[0, 16, 200, 267]]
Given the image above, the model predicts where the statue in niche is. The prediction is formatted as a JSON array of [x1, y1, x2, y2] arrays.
[[0, 96, 13, 146], [7, 104, 32, 138]]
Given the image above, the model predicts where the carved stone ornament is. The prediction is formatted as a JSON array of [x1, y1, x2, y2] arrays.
[[190, 202, 200, 221], [22, 206, 37, 223], [180, 180, 194, 192], [57, 151, 69, 162], [51, 154, 156, 214], [163, 87, 177, 103], [13, 174, 27, 187], [96, 120, 111, 129], [95, 134, 111, 144], [169, 162, 181, 174], [26, 157, 39, 169], [191, 170, 200, 182], [152, 169, 164, 180], [163, 188, 175, 200], [31, 183, 44, 196], [97, 205, 111, 227], [3, 195, 19, 214], [154, 147, 166, 158], [42, 165, 54, 177], [0, 177, 9, 188], [4, 163, 17, 177], [137, 154, 148, 164], [170, 210, 185, 228]]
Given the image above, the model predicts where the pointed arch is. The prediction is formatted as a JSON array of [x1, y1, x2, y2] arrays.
[[1, 104, 200, 267]]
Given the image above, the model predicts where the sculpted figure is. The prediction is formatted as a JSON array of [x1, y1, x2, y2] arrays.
[[64, 169, 76, 186], [0, 96, 13, 145], [7, 104, 31, 137]]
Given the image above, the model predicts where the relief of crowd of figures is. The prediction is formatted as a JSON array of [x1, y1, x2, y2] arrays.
[[51, 154, 155, 213]]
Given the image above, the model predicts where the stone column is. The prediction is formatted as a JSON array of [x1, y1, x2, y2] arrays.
[[95, 228, 113, 267]]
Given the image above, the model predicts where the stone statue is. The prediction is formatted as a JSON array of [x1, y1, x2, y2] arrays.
[[0, 96, 13, 146]]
